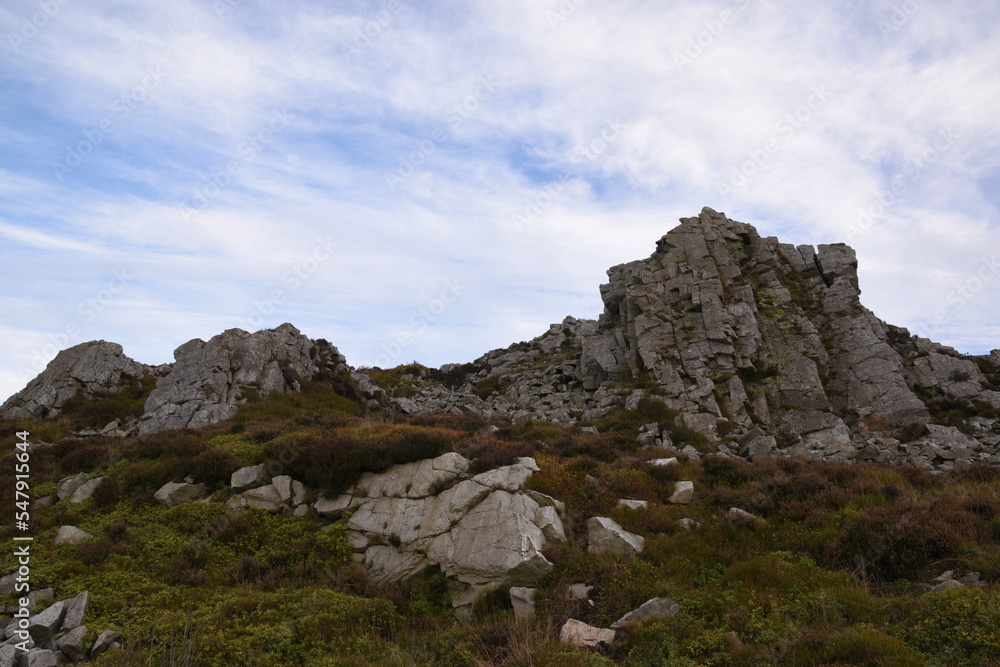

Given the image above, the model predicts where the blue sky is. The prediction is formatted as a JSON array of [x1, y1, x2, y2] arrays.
[[2, 0, 999, 403]]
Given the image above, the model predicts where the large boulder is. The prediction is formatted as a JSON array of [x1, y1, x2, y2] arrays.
[[231, 464, 270, 492], [586, 517, 644, 556], [69, 477, 105, 504], [27, 600, 65, 643], [346, 454, 565, 613]]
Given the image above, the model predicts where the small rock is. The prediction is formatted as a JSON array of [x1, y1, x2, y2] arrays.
[[154, 481, 207, 509], [53, 526, 92, 545], [649, 458, 678, 467], [567, 583, 593, 601], [559, 619, 615, 648], [678, 518, 700, 530], [617, 499, 649, 511], [243, 484, 283, 512], [19, 649, 58, 667], [668, 481, 694, 505], [587, 517, 644, 556], [509, 587, 536, 619], [610, 597, 680, 630], [727, 508, 759, 523], [314, 494, 354, 518], [90, 630, 123, 659], [931, 579, 965, 593], [230, 464, 269, 492], [69, 477, 105, 503]]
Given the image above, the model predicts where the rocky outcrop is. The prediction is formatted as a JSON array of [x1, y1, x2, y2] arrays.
[[0, 589, 108, 663], [137, 323, 349, 433], [0, 341, 154, 420], [363, 208, 1000, 470]]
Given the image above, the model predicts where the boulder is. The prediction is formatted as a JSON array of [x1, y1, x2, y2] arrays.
[[314, 494, 354, 518], [53, 526, 92, 545], [90, 630, 123, 659], [611, 597, 681, 629], [60, 591, 90, 631], [648, 458, 677, 467], [27, 600, 65, 643], [243, 485, 284, 512], [568, 583, 593, 600], [0, 645, 17, 667], [668, 481, 694, 505], [230, 464, 269, 492], [271, 475, 294, 503], [617, 499, 649, 511], [154, 482, 207, 508], [509, 587, 536, 619], [559, 619, 615, 648], [56, 473, 90, 501], [69, 477, 105, 503], [586, 517, 644, 556], [727, 507, 759, 523], [18, 650, 59, 667], [57, 625, 88, 661]]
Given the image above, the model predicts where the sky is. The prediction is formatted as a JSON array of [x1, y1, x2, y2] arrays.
[[1, 0, 999, 404]]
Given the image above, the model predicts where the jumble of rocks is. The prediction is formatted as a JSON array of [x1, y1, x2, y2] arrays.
[[0, 588, 122, 665]]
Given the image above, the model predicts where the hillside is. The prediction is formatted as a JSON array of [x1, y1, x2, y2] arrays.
[[2, 209, 1000, 665]]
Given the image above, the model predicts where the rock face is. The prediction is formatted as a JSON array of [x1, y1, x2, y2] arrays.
[[342, 453, 566, 613], [4, 209, 999, 470], [0, 341, 153, 420], [364, 208, 1000, 470], [138, 324, 349, 433]]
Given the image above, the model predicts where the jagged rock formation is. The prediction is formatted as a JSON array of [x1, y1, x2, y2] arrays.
[[367, 208, 1000, 469], [137, 323, 349, 433], [0, 341, 154, 420], [4, 209, 999, 470]]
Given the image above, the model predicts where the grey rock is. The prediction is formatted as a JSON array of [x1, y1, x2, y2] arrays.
[[0, 573, 16, 596], [586, 517, 644, 556], [243, 485, 284, 512], [727, 507, 759, 523], [669, 481, 694, 505], [18, 649, 58, 667], [69, 477, 104, 504], [617, 499, 649, 511], [271, 475, 294, 503], [27, 600, 64, 643], [568, 583, 593, 600], [230, 464, 269, 492], [154, 482, 207, 508], [57, 625, 87, 661], [56, 474, 90, 502], [559, 619, 615, 648], [313, 494, 354, 518], [509, 587, 536, 619], [60, 591, 89, 632], [0, 341, 153, 421], [52, 526, 92, 545], [611, 596, 681, 629], [0, 645, 16, 667], [137, 323, 348, 433], [90, 630, 123, 659]]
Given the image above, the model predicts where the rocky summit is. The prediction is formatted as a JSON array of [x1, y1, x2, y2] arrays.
[[3, 208, 999, 470]]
